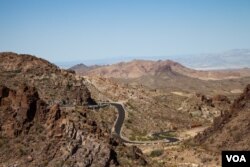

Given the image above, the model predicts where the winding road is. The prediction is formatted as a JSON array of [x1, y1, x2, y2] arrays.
[[92, 102, 179, 145]]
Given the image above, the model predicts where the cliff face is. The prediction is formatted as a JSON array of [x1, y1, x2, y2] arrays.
[[0, 84, 147, 167], [0, 52, 93, 106], [194, 84, 250, 152]]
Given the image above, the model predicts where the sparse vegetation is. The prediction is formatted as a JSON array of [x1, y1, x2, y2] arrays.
[[150, 149, 164, 157], [0, 52, 250, 167]]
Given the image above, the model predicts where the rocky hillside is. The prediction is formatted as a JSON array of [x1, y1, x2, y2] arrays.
[[83, 76, 209, 141], [75, 60, 186, 79], [194, 84, 250, 152], [72, 59, 250, 80], [0, 84, 147, 167], [179, 93, 231, 122], [0, 52, 94, 106], [0, 52, 148, 166]]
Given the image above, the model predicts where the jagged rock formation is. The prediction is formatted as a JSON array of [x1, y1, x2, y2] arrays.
[[0, 85, 147, 167], [194, 84, 250, 152], [0, 52, 94, 105]]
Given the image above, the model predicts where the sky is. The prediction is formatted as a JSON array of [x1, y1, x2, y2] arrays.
[[1, 0, 250, 66]]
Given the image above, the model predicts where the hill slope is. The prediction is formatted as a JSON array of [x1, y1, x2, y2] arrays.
[[69, 63, 101, 75], [0, 52, 148, 167], [0, 84, 147, 166], [0, 52, 94, 105], [194, 84, 250, 151], [72, 59, 250, 80]]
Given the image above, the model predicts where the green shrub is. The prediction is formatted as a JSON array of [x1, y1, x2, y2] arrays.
[[150, 149, 164, 157]]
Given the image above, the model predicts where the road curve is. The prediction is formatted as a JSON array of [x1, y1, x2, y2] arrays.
[[106, 102, 179, 144], [110, 103, 125, 137], [65, 103, 179, 144]]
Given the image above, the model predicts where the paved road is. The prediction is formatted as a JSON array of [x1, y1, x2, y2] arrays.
[[101, 102, 180, 144], [63, 102, 179, 144], [110, 103, 125, 136]]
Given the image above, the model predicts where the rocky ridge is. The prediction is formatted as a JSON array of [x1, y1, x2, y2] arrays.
[[194, 84, 250, 151], [0, 52, 94, 106], [0, 52, 148, 167], [0, 84, 147, 167]]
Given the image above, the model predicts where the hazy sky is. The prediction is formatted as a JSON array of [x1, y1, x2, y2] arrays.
[[1, 0, 250, 64]]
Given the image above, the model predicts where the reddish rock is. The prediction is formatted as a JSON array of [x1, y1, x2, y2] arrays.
[[0, 85, 147, 166], [194, 84, 250, 152]]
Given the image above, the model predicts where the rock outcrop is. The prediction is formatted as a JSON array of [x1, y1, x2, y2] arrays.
[[179, 93, 231, 122], [0, 85, 147, 167], [194, 84, 250, 152], [0, 53, 147, 166], [0, 52, 94, 106]]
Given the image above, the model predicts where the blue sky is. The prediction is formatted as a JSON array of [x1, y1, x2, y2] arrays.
[[1, 0, 250, 65]]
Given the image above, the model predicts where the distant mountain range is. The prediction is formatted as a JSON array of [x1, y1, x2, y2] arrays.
[[66, 49, 250, 70], [70, 59, 250, 81]]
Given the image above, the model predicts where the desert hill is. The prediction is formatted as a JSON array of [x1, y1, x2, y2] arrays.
[[0, 52, 94, 106], [1, 52, 249, 166], [70, 63, 89, 72], [72, 59, 250, 80], [0, 52, 148, 166], [81, 60, 184, 79], [0, 52, 59, 73], [69, 63, 102, 75], [72, 59, 250, 97], [0, 84, 147, 166], [194, 84, 250, 151]]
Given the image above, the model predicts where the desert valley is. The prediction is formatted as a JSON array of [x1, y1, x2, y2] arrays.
[[1, 1, 250, 166], [0, 52, 250, 167]]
